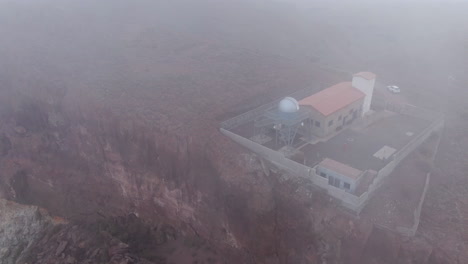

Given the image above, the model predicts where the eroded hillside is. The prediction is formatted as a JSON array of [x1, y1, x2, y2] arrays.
[[0, 0, 467, 263]]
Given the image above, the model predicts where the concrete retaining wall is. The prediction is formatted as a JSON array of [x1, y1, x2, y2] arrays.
[[395, 172, 431, 236], [221, 128, 369, 212], [395, 119, 443, 236]]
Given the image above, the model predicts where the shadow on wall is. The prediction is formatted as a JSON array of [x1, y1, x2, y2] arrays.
[[9, 170, 29, 204]]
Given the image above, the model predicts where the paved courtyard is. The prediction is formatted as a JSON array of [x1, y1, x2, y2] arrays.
[[301, 114, 431, 171]]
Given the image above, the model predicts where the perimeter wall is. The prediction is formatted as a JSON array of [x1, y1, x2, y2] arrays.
[[221, 103, 444, 214]]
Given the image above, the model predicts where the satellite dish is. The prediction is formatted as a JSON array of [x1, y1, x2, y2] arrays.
[[278, 97, 299, 113]]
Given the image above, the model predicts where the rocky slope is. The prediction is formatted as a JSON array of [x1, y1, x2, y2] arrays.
[[0, 0, 467, 263], [0, 81, 455, 264], [0, 199, 154, 264], [0, 199, 55, 264]]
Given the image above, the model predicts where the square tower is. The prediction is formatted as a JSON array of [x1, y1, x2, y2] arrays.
[[352, 72, 376, 116]]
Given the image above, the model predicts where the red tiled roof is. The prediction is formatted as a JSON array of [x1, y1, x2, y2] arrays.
[[319, 158, 363, 180], [298, 82, 365, 116], [353, 72, 376, 80]]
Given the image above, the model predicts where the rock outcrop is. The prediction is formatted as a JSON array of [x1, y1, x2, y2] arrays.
[[0, 199, 160, 264], [0, 199, 55, 264]]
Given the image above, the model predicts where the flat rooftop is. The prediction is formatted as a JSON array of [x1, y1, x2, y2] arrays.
[[318, 158, 363, 180], [302, 114, 431, 171]]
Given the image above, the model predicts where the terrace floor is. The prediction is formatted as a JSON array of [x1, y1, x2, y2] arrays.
[[301, 114, 431, 171]]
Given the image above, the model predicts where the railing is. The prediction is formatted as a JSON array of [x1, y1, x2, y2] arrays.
[[220, 85, 323, 130], [386, 102, 443, 122]]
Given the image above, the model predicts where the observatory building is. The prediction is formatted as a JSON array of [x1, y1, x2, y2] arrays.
[[254, 97, 310, 146], [221, 69, 444, 212], [254, 72, 377, 146], [298, 72, 376, 138]]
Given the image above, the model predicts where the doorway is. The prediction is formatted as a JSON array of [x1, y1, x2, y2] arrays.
[[328, 176, 341, 188]]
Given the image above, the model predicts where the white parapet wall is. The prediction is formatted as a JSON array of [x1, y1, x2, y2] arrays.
[[220, 128, 314, 178], [220, 128, 368, 212]]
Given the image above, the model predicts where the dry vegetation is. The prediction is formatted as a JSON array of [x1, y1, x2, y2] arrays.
[[0, 0, 467, 263]]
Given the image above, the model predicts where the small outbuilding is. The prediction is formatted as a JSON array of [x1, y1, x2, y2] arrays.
[[316, 158, 364, 193]]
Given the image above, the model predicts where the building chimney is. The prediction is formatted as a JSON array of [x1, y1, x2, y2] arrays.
[[352, 72, 376, 116]]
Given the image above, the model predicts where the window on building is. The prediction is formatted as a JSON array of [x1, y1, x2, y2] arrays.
[[315, 121, 321, 127], [320, 172, 327, 178], [344, 182, 351, 190], [349, 108, 354, 114], [338, 115, 342, 121], [328, 120, 334, 127]]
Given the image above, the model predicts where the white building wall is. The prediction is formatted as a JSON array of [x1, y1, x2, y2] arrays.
[[352, 76, 375, 116], [316, 165, 360, 193]]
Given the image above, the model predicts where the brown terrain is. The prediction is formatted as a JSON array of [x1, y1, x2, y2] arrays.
[[0, 0, 467, 263]]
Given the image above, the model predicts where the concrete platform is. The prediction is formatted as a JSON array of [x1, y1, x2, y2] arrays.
[[301, 114, 431, 171]]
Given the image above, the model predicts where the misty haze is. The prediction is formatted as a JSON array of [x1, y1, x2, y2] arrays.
[[0, 0, 467, 263]]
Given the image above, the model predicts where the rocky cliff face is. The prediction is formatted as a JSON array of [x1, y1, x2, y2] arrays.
[[0, 93, 252, 262], [0, 199, 164, 264], [0, 87, 345, 263], [0, 83, 459, 264], [0, 1, 467, 262], [0, 199, 55, 264]]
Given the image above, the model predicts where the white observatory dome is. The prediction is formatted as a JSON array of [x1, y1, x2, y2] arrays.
[[278, 97, 299, 113]]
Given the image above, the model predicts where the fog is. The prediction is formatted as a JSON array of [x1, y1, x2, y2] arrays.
[[1, 0, 466, 100], [0, 0, 467, 263]]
